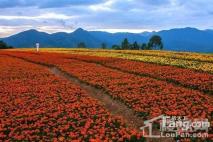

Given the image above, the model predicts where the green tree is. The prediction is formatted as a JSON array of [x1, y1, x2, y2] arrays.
[[121, 38, 129, 50], [77, 42, 86, 48], [101, 43, 107, 49], [146, 43, 152, 50], [0, 41, 13, 49], [148, 35, 163, 50], [132, 41, 139, 50], [141, 43, 147, 50], [129, 44, 133, 50], [112, 44, 120, 50]]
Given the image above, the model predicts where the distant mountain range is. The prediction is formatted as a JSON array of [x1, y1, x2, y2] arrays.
[[1, 27, 213, 52]]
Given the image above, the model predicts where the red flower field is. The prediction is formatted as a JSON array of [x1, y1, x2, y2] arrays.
[[67, 54, 213, 94], [0, 54, 144, 141], [0, 50, 212, 141]]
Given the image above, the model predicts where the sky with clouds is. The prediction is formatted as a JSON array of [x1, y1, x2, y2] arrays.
[[0, 0, 212, 37]]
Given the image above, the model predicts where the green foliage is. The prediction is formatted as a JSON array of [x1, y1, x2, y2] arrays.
[[0, 40, 13, 49], [148, 35, 163, 50], [137, 112, 149, 119], [112, 44, 121, 50], [113, 35, 163, 50], [101, 43, 107, 49], [141, 43, 147, 50], [121, 38, 129, 50], [132, 41, 140, 50], [77, 42, 86, 48]]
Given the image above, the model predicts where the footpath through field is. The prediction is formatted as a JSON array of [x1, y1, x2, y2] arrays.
[[0, 54, 149, 141], [2, 50, 213, 141], [3, 51, 212, 122]]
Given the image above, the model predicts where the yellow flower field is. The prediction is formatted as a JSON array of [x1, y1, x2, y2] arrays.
[[66, 49, 213, 63], [65, 49, 213, 73], [7, 48, 213, 73]]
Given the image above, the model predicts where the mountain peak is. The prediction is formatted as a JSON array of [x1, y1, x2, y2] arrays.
[[2, 27, 213, 52], [72, 28, 90, 36], [73, 28, 87, 33], [177, 27, 199, 32], [24, 29, 39, 33]]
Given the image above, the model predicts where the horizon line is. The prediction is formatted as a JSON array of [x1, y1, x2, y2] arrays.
[[0, 27, 212, 38]]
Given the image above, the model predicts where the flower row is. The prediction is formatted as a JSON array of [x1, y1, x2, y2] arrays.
[[3, 51, 212, 141], [5, 51, 212, 120], [66, 49, 213, 63], [0, 54, 144, 141], [66, 50, 213, 73], [66, 54, 213, 94]]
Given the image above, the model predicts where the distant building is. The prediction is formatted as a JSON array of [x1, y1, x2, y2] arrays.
[[36, 43, 39, 52]]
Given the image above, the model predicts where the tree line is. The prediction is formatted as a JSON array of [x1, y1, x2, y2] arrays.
[[112, 35, 163, 50], [0, 40, 13, 49], [77, 35, 163, 50]]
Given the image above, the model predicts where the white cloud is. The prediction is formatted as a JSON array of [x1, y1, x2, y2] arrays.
[[0, 25, 75, 38], [0, 26, 33, 37], [0, 13, 76, 20], [89, 0, 116, 12], [0, 0, 212, 37], [36, 26, 74, 33]]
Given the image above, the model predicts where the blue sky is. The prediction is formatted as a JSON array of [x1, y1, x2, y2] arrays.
[[0, 0, 212, 37]]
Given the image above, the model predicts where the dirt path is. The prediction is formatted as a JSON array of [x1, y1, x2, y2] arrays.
[[4, 54, 174, 142], [49, 66, 144, 130], [4, 54, 144, 129]]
